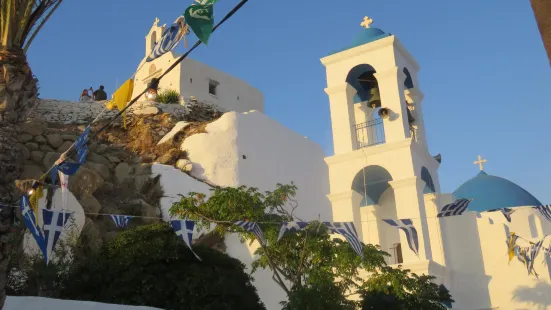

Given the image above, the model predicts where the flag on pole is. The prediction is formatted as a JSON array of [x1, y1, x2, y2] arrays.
[[323, 222, 363, 257], [437, 198, 471, 218], [277, 221, 309, 241], [42, 209, 72, 265], [147, 16, 190, 62], [507, 232, 519, 263], [20, 195, 46, 257], [234, 221, 267, 245], [106, 79, 134, 128], [170, 219, 201, 260], [535, 205, 551, 222], [382, 219, 420, 256], [184, 0, 219, 45], [110, 215, 133, 228]]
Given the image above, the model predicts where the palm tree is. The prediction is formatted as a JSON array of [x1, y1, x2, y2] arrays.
[[530, 0, 551, 66], [0, 0, 63, 306]]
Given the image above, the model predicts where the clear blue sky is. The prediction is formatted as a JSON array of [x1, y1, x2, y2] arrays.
[[28, 0, 551, 202]]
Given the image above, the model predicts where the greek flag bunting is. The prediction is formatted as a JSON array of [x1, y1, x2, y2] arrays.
[[277, 221, 309, 241], [488, 208, 516, 222], [147, 16, 189, 62], [76, 126, 90, 164], [170, 220, 201, 261], [323, 222, 364, 257], [110, 215, 133, 228], [234, 221, 267, 245], [437, 198, 471, 218], [528, 239, 545, 277], [42, 209, 72, 265], [535, 205, 551, 222], [517, 247, 531, 274], [382, 219, 420, 256], [20, 195, 46, 257], [507, 232, 519, 262]]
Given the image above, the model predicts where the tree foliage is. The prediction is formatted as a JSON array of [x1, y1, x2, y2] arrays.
[[170, 184, 454, 309], [8, 223, 266, 310]]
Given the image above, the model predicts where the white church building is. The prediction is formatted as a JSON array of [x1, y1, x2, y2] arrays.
[[8, 16, 551, 310]]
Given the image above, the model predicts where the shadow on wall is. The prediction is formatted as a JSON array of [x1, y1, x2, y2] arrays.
[[513, 281, 551, 310], [440, 213, 492, 309]]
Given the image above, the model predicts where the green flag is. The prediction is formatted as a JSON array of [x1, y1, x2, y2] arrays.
[[184, 0, 219, 45]]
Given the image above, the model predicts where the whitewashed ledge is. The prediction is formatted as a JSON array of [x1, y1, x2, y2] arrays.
[[27, 99, 195, 125], [5, 296, 161, 310]]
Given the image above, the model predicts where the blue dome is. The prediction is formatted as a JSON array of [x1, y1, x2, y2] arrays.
[[329, 28, 391, 56], [453, 171, 541, 212]]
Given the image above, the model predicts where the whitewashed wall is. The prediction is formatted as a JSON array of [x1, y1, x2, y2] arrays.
[[5, 297, 160, 310], [153, 110, 332, 310], [133, 53, 264, 114], [439, 207, 551, 310]]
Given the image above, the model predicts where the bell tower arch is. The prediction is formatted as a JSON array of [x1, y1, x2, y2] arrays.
[[322, 16, 444, 266], [145, 18, 166, 58]]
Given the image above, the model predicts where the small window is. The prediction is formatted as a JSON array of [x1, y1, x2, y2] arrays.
[[208, 80, 218, 96], [237, 96, 240, 100], [190, 78, 192, 83]]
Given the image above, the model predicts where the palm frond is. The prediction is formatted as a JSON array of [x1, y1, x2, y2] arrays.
[[0, 0, 63, 49]]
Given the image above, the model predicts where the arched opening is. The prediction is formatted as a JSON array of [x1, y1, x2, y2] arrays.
[[346, 64, 385, 148], [346, 64, 379, 107], [351, 165, 401, 264], [403, 67, 414, 90], [421, 166, 435, 194], [351, 165, 393, 206]]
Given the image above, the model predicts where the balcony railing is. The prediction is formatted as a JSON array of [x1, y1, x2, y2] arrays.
[[354, 119, 385, 149]]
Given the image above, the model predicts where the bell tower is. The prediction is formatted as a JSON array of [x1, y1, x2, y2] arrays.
[[321, 17, 444, 267], [145, 18, 165, 57]]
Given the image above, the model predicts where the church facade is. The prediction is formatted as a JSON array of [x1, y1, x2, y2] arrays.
[[321, 16, 550, 310], [132, 18, 264, 114]]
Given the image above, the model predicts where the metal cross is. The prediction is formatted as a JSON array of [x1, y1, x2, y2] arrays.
[[473, 155, 487, 171], [361, 16, 373, 29]]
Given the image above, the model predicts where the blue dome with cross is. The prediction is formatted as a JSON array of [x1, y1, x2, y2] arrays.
[[453, 157, 541, 212], [329, 17, 391, 56]]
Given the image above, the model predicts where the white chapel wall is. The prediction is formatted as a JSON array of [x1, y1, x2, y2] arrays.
[[153, 110, 331, 310], [133, 54, 264, 114]]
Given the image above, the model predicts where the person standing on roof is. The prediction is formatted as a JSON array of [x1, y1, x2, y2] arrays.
[[93, 85, 108, 101]]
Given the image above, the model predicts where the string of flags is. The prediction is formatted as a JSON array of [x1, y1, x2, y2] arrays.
[[507, 232, 550, 278]]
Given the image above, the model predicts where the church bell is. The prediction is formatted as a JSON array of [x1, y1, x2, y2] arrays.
[[368, 87, 381, 108]]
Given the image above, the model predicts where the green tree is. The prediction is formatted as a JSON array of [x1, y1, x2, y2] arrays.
[[61, 223, 266, 310], [0, 0, 64, 306], [170, 184, 453, 309], [361, 266, 453, 310]]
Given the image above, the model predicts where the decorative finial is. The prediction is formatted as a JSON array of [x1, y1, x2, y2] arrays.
[[153, 17, 160, 27], [473, 155, 487, 171], [361, 16, 373, 29]]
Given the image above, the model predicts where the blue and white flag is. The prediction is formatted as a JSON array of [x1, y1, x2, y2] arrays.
[[382, 219, 420, 256], [323, 222, 363, 257], [535, 205, 551, 222], [487, 208, 516, 222], [437, 198, 470, 218], [529, 239, 545, 277], [42, 209, 72, 265], [277, 221, 309, 241], [147, 16, 189, 62], [234, 221, 267, 245], [110, 215, 133, 228], [170, 219, 201, 261], [20, 195, 46, 257], [76, 126, 90, 164]]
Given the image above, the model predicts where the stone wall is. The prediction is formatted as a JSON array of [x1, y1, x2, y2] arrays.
[[28, 99, 223, 125]]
